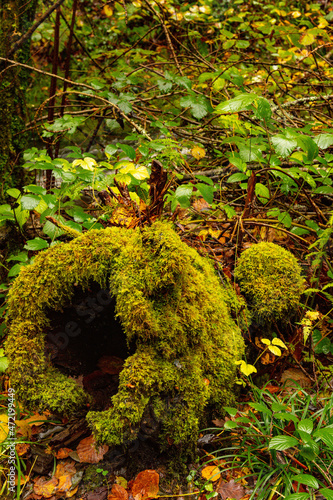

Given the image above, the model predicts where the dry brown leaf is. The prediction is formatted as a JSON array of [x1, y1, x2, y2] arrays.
[[98, 355, 124, 375], [201, 466, 221, 482], [192, 198, 210, 212], [15, 420, 32, 438], [217, 479, 245, 500], [131, 470, 159, 500], [108, 484, 129, 500], [281, 368, 311, 388], [33, 476, 59, 498], [212, 418, 224, 428], [76, 435, 109, 463]]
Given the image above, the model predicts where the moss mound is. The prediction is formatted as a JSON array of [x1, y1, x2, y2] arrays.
[[5, 222, 244, 457], [235, 242, 304, 323]]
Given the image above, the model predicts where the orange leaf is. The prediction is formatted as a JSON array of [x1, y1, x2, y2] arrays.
[[34, 476, 58, 497], [76, 435, 109, 464], [56, 447, 73, 459], [201, 466, 221, 481], [131, 470, 159, 500], [108, 483, 129, 500]]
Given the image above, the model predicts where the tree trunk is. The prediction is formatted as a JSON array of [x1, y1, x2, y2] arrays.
[[0, 0, 37, 199]]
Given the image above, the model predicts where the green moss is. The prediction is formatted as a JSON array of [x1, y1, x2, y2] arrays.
[[5, 222, 244, 460], [235, 242, 304, 323]]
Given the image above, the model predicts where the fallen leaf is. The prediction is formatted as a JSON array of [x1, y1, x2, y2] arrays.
[[0, 414, 8, 442], [98, 355, 124, 375], [212, 418, 224, 428], [131, 470, 159, 500], [108, 484, 129, 500], [191, 146, 206, 160], [77, 435, 109, 463], [217, 479, 246, 500], [192, 197, 210, 211], [281, 368, 311, 389], [16, 442, 30, 456], [201, 465, 221, 482], [33, 476, 59, 497], [56, 447, 73, 459]]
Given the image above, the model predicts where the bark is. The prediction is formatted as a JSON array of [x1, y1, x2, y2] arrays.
[[0, 0, 37, 199]]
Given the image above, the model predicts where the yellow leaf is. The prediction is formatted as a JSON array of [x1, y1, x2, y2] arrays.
[[103, 4, 113, 17], [261, 338, 271, 346], [272, 338, 287, 349], [0, 414, 8, 443], [300, 32, 316, 46], [191, 146, 206, 160], [291, 11, 302, 18], [72, 157, 98, 171], [268, 345, 281, 356], [236, 360, 257, 376], [201, 466, 221, 482]]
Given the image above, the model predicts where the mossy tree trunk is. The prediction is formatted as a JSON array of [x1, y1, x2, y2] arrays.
[[0, 0, 37, 200]]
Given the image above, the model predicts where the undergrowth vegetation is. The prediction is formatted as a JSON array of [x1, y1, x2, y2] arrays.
[[0, 0, 333, 498]]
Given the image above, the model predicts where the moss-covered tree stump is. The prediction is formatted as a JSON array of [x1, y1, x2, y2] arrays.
[[5, 222, 245, 457]]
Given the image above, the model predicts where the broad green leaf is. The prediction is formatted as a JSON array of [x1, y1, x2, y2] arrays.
[[196, 183, 214, 204], [299, 444, 316, 461], [223, 407, 238, 417], [255, 97, 272, 120], [271, 135, 297, 158], [215, 93, 257, 113], [274, 412, 299, 423], [284, 494, 310, 500], [227, 173, 248, 183], [118, 143, 136, 160], [20, 195, 41, 211], [296, 136, 318, 162], [249, 402, 272, 415], [174, 185, 193, 207], [179, 94, 212, 119], [0, 357, 8, 373], [7, 188, 21, 198], [8, 263, 27, 277], [24, 185, 47, 195], [228, 156, 247, 172], [255, 183, 270, 204], [298, 419, 313, 434], [269, 435, 299, 450], [7, 251, 28, 263], [291, 474, 319, 489], [43, 220, 64, 239], [313, 185, 333, 195], [278, 211, 292, 228], [220, 204, 236, 218], [13, 207, 29, 228], [314, 133, 333, 149], [24, 238, 49, 251], [313, 427, 333, 449], [105, 144, 118, 157], [224, 421, 239, 430], [319, 488, 333, 500], [271, 403, 287, 412]]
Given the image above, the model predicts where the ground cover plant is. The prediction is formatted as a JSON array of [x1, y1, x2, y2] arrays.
[[0, 0, 333, 498]]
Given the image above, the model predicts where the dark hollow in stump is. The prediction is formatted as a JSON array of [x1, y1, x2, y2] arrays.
[[5, 222, 245, 462]]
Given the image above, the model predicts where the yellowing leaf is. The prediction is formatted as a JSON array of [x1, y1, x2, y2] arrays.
[[191, 146, 206, 160], [300, 32, 316, 46], [72, 157, 98, 171], [201, 465, 221, 482], [261, 338, 271, 346], [291, 11, 302, 18], [103, 5, 113, 17], [236, 360, 257, 376], [268, 345, 281, 356], [0, 414, 8, 443], [272, 338, 287, 349]]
